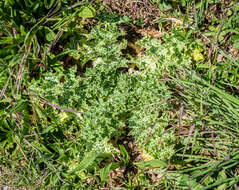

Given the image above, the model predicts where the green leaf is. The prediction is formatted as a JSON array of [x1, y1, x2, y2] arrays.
[[44, 0, 55, 9], [20, 25, 26, 36], [78, 6, 96, 18], [45, 27, 56, 42], [77, 153, 97, 170], [73, 152, 111, 172], [99, 163, 112, 182], [232, 41, 239, 49], [31, 141, 52, 154], [119, 145, 129, 164], [135, 159, 167, 170], [157, 2, 172, 11]]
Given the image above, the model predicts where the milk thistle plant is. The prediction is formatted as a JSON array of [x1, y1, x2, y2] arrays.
[[1, 0, 239, 189]]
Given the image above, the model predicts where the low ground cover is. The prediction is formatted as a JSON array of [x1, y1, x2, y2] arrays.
[[0, 0, 239, 189]]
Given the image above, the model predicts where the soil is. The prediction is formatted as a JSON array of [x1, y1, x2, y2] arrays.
[[102, 0, 161, 26]]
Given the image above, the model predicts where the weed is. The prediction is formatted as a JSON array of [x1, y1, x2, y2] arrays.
[[1, 0, 239, 189]]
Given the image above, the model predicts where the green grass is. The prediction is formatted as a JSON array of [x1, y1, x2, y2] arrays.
[[0, 0, 239, 189]]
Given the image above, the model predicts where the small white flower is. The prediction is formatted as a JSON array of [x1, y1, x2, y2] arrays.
[[60, 112, 68, 121], [93, 57, 103, 67], [76, 112, 83, 120]]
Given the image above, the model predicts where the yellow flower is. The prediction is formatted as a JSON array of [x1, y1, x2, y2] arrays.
[[175, 18, 184, 26], [192, 49, 204, 61], [141, 150, 154, 161]]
